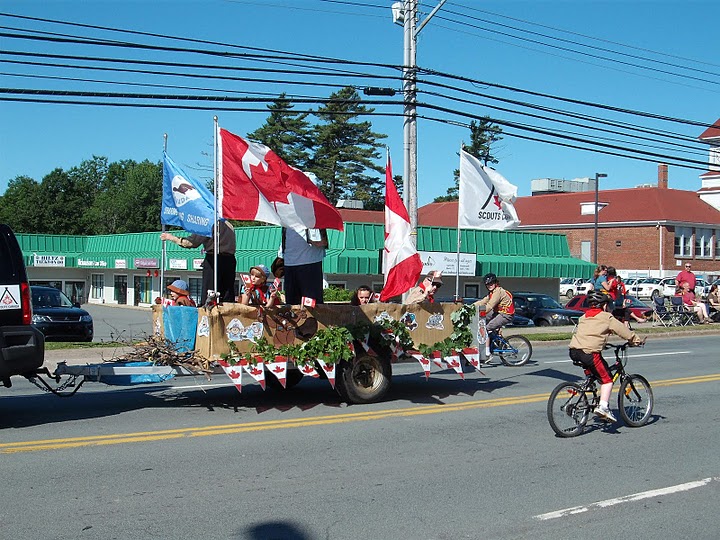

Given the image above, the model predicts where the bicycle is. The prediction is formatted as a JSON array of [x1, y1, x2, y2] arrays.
[[546, 342, 653, 437], [485, 329, 533, 367]]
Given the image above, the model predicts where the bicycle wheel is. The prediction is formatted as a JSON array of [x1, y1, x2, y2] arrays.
[[617, 374, 653, 427], [498, 335, 533, 366], [547, 382, 590, 437]]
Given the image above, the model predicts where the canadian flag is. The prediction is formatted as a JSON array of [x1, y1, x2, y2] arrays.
[[301, 296, 316, 308], [379, 150, 422, 301], [218, 128, 343, 233], [240, 273, 252, 285]]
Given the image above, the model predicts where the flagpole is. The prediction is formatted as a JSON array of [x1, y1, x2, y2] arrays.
[[161, 133, 168, 302], [455, 146, 463, 302], [213, 116, 219, 303]]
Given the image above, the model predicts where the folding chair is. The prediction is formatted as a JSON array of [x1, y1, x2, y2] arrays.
[[651, 296, 674, 327], [669, 295, 696, 326]]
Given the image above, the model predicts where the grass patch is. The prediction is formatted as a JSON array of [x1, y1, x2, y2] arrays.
[[44, 341, 132, 351]]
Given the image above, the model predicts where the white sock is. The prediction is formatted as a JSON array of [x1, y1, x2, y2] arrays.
[[599, 400, 609, 409]]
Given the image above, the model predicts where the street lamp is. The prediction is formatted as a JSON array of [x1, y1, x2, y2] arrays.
[[594, 172, 607, 264]]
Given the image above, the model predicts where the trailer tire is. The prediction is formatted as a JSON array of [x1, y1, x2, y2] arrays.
[[336, 352, 392, 404]]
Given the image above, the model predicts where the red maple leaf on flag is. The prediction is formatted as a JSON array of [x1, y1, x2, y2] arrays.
[[302, 365, 315, 374], [272, 366, 284, 373], [249, 367, 263, 376], [493, 195, 502, 209], [322, 364, 333, 373], [420, 358, 430, 365], [229, 371, 240, 379]]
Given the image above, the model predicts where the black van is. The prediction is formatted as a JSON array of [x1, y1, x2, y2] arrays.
[[0, 223, 44, 387]]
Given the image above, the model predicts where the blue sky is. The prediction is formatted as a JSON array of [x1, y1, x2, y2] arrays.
[[1, 0, 718, 206]]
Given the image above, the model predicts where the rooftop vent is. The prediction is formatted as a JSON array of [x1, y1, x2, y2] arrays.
[[336, 199, 364, 209]]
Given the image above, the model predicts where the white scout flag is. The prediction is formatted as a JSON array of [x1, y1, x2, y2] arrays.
[[458, 149, 520, 230]]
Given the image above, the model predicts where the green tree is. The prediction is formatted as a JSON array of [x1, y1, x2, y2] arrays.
[[86, 159, 162, 234], [0, 175, 44, 232], [434, 118, 503, 202], [309, 87, 387, 210], [247, 93, 314, 169]]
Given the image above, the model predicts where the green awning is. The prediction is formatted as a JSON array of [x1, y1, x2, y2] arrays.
[[476, 255, 595, 279]]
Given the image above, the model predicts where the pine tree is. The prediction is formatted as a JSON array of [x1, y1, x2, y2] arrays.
[[247, 94, 314, 170], [309, 87, 387, 210], [434, 118, 503, 202]]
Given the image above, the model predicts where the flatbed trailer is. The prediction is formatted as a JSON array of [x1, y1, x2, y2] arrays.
[[26, 302, 523, 404]]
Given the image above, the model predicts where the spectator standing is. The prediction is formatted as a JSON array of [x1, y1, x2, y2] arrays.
[[676, 263, 696, 293], [282, 227, 327, 305], [160, 220, 237, 305], [589, 265, 607, 291]]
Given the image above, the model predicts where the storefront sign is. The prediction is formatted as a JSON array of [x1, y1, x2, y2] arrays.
[[78, 258, 108, 268], [418, 251, 476, 277], [134, 258, 159, 269], [33, 255, 65, 267], [193, 259, 204, 270], [115, 259, 127, 269], [169, 258, 188, 270]]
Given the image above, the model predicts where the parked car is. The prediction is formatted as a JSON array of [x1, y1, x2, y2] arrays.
[[435, 297, 535, 327], [559, 278, 584, 299], [512, 292, 583, 327], [0, 223, 45, 387], [575, 280, 593, 295], [30, 286, 94, 342], [565, 294, 653, 320], [628, 277, 664, 299]]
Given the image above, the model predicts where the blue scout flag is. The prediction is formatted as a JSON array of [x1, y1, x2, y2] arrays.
[[162, 152, 215, 236]]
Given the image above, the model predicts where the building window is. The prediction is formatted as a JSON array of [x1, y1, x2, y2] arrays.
[[695, 228, 712, 258], [715, 230, 720, 259], [464, 284, 480, 298], [133, 275, 152, 305], [580, 241, 591, 262], [91, 274, 104, 299], [189, 277, 202, 305], [114, 275, 127, 305], [674, 226, 692, 257]]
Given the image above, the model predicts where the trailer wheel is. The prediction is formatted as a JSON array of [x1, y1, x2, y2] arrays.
[[336, 353, 392, 404]]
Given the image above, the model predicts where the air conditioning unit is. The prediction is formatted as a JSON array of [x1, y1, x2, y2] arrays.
[[336, 199, 364, 209]]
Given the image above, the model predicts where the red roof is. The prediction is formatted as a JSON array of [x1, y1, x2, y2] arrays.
[[337, 208, 383, 224], [418, 187, 720, 227], [699, 118, 720, 140]]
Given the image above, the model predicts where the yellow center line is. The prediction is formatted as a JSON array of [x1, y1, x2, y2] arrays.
[[3, 373, 719, 453]]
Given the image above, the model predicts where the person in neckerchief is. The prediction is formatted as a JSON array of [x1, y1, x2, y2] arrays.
[[406, 270, 443, 304], [240, 264, 278, 308], [166, 279, 196, 307], [475, 273, 514, 334], [568, 290, 644, 423]]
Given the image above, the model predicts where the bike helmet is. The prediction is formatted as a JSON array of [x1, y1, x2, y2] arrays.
[[587, 290, 612, 307], [484, 273, 498, 286]]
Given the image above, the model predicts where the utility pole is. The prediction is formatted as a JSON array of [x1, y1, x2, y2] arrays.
[[593, 172, 607, 264], [394, 0, 446, 246]]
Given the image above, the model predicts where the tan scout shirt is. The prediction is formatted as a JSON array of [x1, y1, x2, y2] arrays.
[[568, 309, 642, 353]]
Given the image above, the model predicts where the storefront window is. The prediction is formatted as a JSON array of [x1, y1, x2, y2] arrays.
[[114, 275, 127, 305], [189, 277, 202, 305], [91, 274, 104, 299], [133, 275, 152, 305]]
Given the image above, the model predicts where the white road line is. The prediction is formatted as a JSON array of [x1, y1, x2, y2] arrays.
[[534, 477, 718, 521], [544, 351, 691, 364]]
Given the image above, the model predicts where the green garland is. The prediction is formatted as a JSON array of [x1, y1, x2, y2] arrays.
[[221, 303, 476, 367]]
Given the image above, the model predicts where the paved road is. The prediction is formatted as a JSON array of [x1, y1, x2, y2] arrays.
[[83, 303, 153, 343], [2, 335, 718, 540]]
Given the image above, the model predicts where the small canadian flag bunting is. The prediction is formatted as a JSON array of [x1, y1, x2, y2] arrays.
[[444, 351, 464, 379], [409, 350, 431, 380], [462, 347, 480, 370], [316, 357, 336, 389], [265, 355, 288, 388], [242, 359, 266, 390], [241, 273, 252, 285], [301, 296, 316, 308], [298, 362, 320, 378], [431, 350, 445, 369], [217, 358, 243, 393]]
